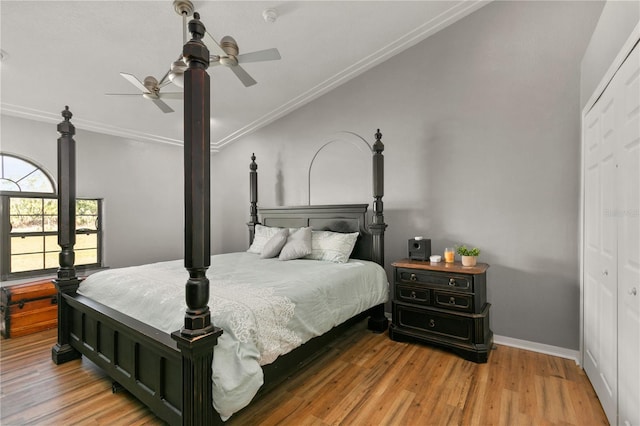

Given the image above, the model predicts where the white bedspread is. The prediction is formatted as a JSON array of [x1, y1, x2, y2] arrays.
[[78, 252, 388, 419]]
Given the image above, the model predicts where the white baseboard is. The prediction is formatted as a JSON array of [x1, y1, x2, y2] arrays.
[[493, 334, 581, 365]]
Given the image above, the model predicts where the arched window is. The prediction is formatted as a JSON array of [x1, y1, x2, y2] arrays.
[[0, 153, 56, 193], [1, 153, 102, 280]]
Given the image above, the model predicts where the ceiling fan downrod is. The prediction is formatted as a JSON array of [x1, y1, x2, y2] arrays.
[[173, 0, 194, 44]]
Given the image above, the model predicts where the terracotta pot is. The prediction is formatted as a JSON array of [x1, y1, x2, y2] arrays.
[[461, 255, 477, 267]]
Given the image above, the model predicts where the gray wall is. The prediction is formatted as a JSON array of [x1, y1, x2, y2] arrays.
[[581, 0, 640, 109], [211, 1, 605, 349], [1, 114, 185, 268]]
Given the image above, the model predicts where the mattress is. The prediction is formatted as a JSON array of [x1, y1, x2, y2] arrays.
[[78, 251, 389, 419]]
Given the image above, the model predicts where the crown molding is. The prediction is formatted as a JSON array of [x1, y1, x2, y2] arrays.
[[1, 103, 185, 148]]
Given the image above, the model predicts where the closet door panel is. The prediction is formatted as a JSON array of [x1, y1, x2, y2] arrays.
[[583, 112, 601, 376], [599, 93, 618, 421], [616, 43, 640, 426], [583, 85, 618, 425]]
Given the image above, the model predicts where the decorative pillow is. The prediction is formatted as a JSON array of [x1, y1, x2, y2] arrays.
[[260, 228, 289, 259], [247, 225, 283, 254], [305, 230, 359, 263], [279, 227, 312, 261]]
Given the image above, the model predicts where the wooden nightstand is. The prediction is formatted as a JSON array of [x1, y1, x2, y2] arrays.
[[389, 259, 493, 363]]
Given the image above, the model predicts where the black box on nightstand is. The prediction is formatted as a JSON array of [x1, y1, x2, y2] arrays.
[[408, 238, 431, 261]]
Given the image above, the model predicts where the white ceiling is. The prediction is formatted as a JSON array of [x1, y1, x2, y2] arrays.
[[0, 1, 487, 151]]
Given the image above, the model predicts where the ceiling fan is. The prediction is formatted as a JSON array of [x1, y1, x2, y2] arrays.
[[206, 33, 281, 87], [168, 0, 281, 88], [105, 72, 182, 113]]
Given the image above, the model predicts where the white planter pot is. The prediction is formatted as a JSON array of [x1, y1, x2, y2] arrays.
[[461, 255, 477, 267]]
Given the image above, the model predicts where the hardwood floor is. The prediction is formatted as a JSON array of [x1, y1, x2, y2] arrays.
[[0, 323, 607, 425]]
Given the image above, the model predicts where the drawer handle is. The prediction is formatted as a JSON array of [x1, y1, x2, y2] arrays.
[[449, 296, 456, 305], [411, 291, 417, 299], [448, 278, 456, 286], [428, 319, 436, 328], [410, 273, 417, 282]]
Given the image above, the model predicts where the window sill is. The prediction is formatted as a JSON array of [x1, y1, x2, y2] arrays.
[[0, 266, 109, 288]]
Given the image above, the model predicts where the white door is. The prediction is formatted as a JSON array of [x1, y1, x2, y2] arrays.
[[616, 43, 640, 426], [583, 81, 619, 424]]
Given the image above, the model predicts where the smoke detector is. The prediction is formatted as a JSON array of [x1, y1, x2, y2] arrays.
[[262, 8, 278, 23]]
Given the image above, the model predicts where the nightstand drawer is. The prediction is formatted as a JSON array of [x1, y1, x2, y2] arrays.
[[396, 268, 472, 292], [433, 290, 473, 312], [395, 284, 430, 306], [393, 302, 471, 341]]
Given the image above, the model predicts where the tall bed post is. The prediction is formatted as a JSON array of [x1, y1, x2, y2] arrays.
[[368, 129, 388, 332], [169, 12, 222, 426], [52, 106, 82, 364], [247, 153, 260, 245]]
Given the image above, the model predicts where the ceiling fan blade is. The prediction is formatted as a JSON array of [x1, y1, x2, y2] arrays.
[[152, 98, 174, 113], [105, 93, 144, 96], [204, 31, 227, 57], [237, 48, 281, 64], [230, 65, 257, 87], [159, 92, 183, 100], [120, 72, 148, 92]]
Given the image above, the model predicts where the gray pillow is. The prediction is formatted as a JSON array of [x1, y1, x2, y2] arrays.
[[279, 227, 312, 261], [247, 224, 283, 254], [260, 228, 289, 259]]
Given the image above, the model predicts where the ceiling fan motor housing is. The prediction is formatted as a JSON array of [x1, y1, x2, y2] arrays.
[[220, 36, 239, 56], [143, 76, 159, 90], [219, 36, 239, 66]]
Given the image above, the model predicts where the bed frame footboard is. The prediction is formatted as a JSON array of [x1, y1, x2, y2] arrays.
[[63, 293, 185, 425]]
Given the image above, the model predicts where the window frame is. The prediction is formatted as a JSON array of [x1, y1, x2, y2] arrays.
[[0, 193, 104, 281], [0, 153, 56, 193]]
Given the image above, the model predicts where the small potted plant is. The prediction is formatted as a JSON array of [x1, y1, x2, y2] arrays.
[[456, 245, 480, 267]]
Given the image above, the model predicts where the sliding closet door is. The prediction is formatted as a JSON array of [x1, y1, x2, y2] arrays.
[[583, 82, 618, 424], [616, 43, 640, 426]]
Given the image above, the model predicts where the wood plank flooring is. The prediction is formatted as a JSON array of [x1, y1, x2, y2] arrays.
[[0, 322, 607, 425]]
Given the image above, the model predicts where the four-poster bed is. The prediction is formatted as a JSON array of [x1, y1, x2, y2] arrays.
[[51, 12, 388, 426]]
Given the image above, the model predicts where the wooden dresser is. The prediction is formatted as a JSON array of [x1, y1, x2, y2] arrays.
[[389, 259, 493, 363]]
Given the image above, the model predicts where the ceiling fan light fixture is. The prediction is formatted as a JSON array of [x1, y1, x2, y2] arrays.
[[169, 58, 188, 88], [169, 72, 185, 88]]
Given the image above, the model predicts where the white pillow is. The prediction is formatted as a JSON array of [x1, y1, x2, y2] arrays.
[[260, 228, 289, 259], [247, 225, 283, 254], [305, 230, 359, 263], [279, 227, 312, 261]]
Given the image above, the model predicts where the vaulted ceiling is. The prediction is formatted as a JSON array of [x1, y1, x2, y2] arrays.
[[0, 1, 487, 151]]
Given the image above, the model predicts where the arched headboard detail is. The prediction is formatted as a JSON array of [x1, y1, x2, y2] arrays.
[[307, 131, 372, 205]]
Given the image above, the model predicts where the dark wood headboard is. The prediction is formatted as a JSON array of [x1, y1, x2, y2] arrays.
[[258, 204, 375, 262]]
